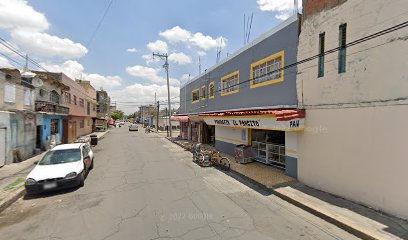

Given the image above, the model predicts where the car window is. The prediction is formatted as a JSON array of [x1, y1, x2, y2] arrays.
[[82, 146, 89, 158], [39, 149, 81, 165]]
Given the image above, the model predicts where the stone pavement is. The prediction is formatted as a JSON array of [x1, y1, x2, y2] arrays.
[[166, 135, 408, 240], [0, 130, 109, 213]]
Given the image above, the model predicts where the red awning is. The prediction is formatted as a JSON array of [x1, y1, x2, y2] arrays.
[[170, 115, 189, 122], [199, 109, 305, 121]]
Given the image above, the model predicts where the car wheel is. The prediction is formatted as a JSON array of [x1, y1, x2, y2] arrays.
[[79, 171, 85, 187], [90, 158, 94, 170]]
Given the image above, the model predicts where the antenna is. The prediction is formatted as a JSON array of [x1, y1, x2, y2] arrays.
[[244, 13, 254, 44], [198, 56, 202, 74]]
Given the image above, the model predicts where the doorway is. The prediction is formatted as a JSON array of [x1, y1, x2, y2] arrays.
[[36, 125, 42, 149]]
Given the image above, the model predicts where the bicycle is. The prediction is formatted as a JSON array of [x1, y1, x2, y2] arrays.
[[199, 150, 231, 171]]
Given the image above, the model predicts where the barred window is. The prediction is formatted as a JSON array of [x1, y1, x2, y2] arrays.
[[209, 82, 215, 99], [251, 51, 284, 88], [221, 71, 239, 96], [192, 89, 200, 103]]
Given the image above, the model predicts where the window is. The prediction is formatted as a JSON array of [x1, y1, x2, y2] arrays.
[[51, 119, 59, 134], [250, 50, 284, 88], [50, 90, 60, 104], [92, 104, 96, 111], [64, 92, 71, 104], [87, 102, 90, 115], [79, 119, 84, 128], [339, 23, 347, 73], [24, 89, 32, 106], [209, 82, 215, 99], [87, 117, 90, 126], [79, 98, 84, 107], [191, 89, 200, 103], [221, 71, 239, 96], [73, 95, 77, 105], [201, 86, 206, 100], [4, 83, 16, 103], [318, 32, 325, 77]]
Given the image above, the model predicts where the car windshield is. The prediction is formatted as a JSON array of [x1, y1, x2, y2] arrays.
[[39, 149, 81, 165]]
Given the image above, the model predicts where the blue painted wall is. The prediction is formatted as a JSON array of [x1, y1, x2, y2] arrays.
[[180, 16, 299, 114], [41, 115, 64, 148]]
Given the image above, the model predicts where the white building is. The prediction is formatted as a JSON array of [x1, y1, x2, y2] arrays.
[[297, 0, 408, 219]]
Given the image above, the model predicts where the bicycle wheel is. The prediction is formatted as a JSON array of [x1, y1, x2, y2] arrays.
[[219, 157, 231, 171], [198, 153, 205, 166]]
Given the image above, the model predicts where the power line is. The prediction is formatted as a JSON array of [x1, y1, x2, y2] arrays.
[[0, 52, 25, 68], [86, 0, 114, 48], [0, 37, 49, 71], [177, 20, 408, 104]]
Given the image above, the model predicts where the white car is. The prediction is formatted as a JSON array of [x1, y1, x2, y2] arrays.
[[25, 143, 94, 194]]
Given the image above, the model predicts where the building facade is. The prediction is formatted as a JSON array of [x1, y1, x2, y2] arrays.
[[59, 74, 96, 143], [33, 71, 70, 150], [177, 16, 304, 178], [296, 0, 408, 219], [76, 80, 97, 131], [0, 69, 36, 166]]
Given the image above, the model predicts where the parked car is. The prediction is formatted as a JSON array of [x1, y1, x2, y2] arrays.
[[129, 124, 138, 131], [25, 143, 94, 194]]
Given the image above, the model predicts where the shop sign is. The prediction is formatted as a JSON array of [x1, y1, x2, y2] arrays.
[[203, 115, 304, 131]]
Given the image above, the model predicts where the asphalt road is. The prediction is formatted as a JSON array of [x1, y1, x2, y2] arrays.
[[0, 125, 359, 240]]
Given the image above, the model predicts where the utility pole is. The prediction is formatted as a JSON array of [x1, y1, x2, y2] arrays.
[[153, 52, 172, 137], [156, 101, 160, 133]]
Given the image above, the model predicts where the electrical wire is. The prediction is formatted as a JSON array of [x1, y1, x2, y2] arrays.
[[175, 20, 408, 104], [85, 0, 114, 48]]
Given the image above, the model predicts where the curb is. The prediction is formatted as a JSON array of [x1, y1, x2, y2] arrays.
[[0, 185, 26, 213], [165, 137, 377, 240]]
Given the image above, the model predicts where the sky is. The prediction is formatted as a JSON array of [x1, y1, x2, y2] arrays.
[[0, 0, 301, 114]]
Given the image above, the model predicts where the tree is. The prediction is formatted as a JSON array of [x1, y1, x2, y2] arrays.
[[111, 110, 124, 120]]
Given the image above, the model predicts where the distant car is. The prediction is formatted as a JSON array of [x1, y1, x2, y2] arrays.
[[129, 124, 138, 131], [25, 143, 94, 194]]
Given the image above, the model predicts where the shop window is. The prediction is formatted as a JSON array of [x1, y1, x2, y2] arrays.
[[79, 98, 84, 107], [201, 86, 206, 100], [221, 71, 239, 96], [209, 82, 215, 99], [318, 32, 325, 78], [250, 51, 284, 88], [191, 89, 200, 103], [51, 119, 59, 134], [338, 23, 347, 73]]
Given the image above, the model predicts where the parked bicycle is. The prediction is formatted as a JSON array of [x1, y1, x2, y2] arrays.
[[191, 143, 204, 163], [199, 150, 231, 171]]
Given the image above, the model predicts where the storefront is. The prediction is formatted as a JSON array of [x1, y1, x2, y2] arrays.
[[170, 115, 189, 139], [200, 109, 305, 178]]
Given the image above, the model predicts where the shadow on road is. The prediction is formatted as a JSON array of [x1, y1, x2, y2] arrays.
[[23, 186, 80, 200]]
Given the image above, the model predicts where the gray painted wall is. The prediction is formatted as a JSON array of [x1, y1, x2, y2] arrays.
[[214, 140, 236, 156], [180, 17, 299, 114]]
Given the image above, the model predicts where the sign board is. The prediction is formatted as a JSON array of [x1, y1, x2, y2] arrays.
[[202, 114, 304, 131]]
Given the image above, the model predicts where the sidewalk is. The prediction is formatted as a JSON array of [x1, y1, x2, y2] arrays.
[[165, 135, 408, 240], [0, 130, 109, 213]]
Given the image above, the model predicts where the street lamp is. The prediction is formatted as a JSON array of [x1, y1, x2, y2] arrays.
[[153, 52, 172, 137]]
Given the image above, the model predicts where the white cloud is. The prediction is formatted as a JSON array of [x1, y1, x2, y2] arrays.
[[159, 26, 192, 43], [142, 54, 159, 64], [190, 33, 227, 51], [257, 0, 302, 20], [147, 40, 168, 53], [41, 60, 122, 91], [168, 52, 192, 65], [110, 83, 180, 114], [126, 65, 180, 86], [11, 30, 88, 59], [0, 0, 49, 32], [0, 56, 12, 68], [158, 26, 227, 52], [197, 51, 206, 56], [126, 48, 138, 53]]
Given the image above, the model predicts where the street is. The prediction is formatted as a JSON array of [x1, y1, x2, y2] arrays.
[[0, 126, 358, 240]]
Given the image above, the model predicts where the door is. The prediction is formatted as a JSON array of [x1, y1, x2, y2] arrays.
[[36, 125, 42, 149], [62, 119, 69, 144], [0, 128, 6, 167]]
